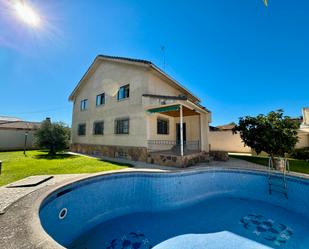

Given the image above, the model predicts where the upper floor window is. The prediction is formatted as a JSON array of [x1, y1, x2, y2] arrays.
[[115, 118, 129, 134], [93, 121, 104, 135], [157, 118, 169, 135], [117, 84, 130, 100], [78, 123, 86, 136], [96, 93, 105, 106], [80, 99, 88, 111]]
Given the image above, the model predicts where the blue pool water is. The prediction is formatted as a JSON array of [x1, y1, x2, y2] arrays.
[[39, 170, 309, 249]]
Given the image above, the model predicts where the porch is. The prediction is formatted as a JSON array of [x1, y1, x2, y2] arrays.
[[146, 100, 205, 150]]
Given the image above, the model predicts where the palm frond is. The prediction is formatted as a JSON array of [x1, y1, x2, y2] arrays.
[[263, 0, 268, 7]]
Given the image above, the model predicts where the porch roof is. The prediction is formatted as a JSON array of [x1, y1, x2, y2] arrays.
[[147, 104, 199, 117]]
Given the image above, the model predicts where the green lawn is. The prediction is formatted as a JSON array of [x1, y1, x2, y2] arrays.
[[230, 155, 309, 174], [0, 150, 130, 186]]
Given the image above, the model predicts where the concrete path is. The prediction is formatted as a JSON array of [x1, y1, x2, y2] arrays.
[[198, 157, 266, 170], [68, 152, 266, 171], [0, 174, 89, 214]]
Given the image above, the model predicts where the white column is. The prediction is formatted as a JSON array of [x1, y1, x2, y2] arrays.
[[180, 105, 184, 156], [199, 114, 202, 151]]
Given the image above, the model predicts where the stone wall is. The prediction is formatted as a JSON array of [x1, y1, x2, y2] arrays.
[[147, 152, 210, 168], [209, 151, 229, 161], [71, 143, 148, 162], [71, 143, 211, 167]]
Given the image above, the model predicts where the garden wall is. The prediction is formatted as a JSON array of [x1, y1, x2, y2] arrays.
[[0, 129, 37, 151], [209, 130, 309, 153]]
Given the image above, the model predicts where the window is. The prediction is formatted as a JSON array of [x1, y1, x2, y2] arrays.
[[78, 124, 86, 136], [116, 151, 128, 159], [117, 84, 130, 100], [157, 118, 169, 135], [96, 93, 105, 106], [93, 121, 104, 135], [80, 99, 88, 111], [115, 118, 129, 134]]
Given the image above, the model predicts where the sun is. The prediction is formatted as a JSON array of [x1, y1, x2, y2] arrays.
[[13, 1, 41, 27]]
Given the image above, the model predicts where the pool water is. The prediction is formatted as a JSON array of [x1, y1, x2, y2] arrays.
[[69, 196, 309, 249]]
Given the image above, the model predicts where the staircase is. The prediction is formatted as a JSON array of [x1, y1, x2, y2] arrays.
[[268, 157, 289, 199]]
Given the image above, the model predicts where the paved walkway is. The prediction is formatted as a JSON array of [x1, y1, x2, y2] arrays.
[[0, 174, 89, 214], [0, 155, 265, 214], [69, 152, 266, 171]]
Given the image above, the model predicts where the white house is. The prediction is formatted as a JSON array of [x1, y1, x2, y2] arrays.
[[0, 116, 41, 151], [69, 55, 211, 167]]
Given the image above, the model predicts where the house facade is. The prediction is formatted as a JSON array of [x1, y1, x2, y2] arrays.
[[0, 116, 41, 151], [69, 55, 211, 166], [298, 108, 309, 148]]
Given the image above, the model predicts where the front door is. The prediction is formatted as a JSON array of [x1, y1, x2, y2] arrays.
[[176, 123, 186, 144]]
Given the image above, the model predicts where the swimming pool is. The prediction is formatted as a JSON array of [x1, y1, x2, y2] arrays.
[[39, 169, 309, 249]]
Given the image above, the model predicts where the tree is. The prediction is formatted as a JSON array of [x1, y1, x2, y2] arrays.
[[233, 110, 299, 163], [35, 119, 70, 155]]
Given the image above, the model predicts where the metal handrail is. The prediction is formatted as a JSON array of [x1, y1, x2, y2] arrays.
[[147, 140, 200, 145], [147, 140, 200, 155]]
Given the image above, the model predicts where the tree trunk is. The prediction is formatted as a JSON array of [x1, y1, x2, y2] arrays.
[[271, 155, 285, 171], [49, 144, 56, 156]]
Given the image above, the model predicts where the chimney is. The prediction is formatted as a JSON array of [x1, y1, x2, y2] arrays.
[[46, 117, 51, 123]]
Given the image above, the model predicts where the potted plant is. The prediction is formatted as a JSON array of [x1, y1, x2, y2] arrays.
[[233, 110, 299, 171]]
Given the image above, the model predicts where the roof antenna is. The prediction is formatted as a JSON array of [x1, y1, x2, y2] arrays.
[[160, 45, 166, 70]]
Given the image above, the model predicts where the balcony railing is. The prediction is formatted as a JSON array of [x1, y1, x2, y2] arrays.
[[147, 140, 200, 155]]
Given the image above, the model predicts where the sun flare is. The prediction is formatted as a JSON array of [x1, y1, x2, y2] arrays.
[[13, 1, 40, 27]]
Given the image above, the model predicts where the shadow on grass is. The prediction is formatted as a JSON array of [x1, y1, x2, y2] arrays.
[[34, 153, 78, 160], [98, 159, 134, 167]]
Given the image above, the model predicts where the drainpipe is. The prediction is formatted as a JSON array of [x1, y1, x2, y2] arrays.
[[180, 105, 184, 156]]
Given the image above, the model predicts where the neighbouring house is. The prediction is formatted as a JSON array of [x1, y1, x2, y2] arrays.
[[69, 55, 211, 167], [209, 108, 309, 153], [0, 116, 41, 151], [298, 107, 309, 148]]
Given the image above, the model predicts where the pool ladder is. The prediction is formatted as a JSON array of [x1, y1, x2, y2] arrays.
[[268, 158, 289, 199]]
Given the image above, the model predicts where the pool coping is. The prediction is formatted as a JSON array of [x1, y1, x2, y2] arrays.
[[1, 166, 309, 249]]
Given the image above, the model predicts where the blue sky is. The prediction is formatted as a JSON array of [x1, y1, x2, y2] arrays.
[[0, 0, 308, 126]]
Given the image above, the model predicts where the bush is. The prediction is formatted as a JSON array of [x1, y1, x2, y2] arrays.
[[290, 147, 309, 160]]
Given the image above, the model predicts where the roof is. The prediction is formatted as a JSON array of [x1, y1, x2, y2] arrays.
[[0, 116, 22, 122], [0, 120, 41, 130], [69, 55, 201, 103], [216, 123, 236, 131], [142, 94, 188, 101]]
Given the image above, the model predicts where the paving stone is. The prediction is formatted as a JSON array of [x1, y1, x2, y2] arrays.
[[0, 174, 88, 214], [6, 175, 54, 188]]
